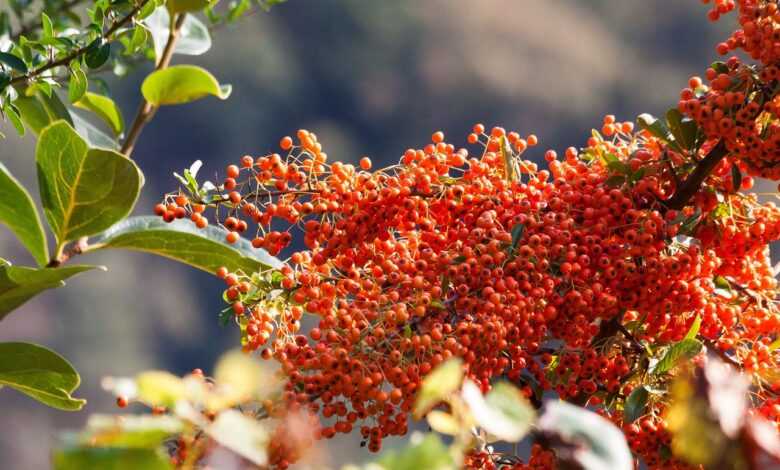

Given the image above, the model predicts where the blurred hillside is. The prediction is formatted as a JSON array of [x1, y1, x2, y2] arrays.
[[0, 1, 738, 468]]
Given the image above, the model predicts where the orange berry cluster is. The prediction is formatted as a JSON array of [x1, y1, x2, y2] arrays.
[[159, 120, 780, 468]]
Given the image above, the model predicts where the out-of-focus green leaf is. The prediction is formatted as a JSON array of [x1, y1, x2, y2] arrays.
[[414, 358, 464, 418]]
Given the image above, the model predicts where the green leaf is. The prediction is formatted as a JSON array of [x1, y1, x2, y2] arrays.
[[731, 164, 742, 192], [377, 433, 453, 470], [0, 264, 98, 318], [684, 315, 701, 341], [79, 414, 183, 448], [85, 41, 111, 69], [36, 121, 142, 243], [539, 400, 633, 470], [0, 342, 85, 410], [53, 447, 172, 470], [623, 386, 649, 423], [91, 216, 283, 274], [41, 12, 54, 38], [605, 175, 626, 188], [769, 338, 780, 352], [637, 113, 682, 152], [141, 65, 231, 106], [74, 92, 124, 135], [71, 112, 119, 149], [651, 339, 703, 375], [462, 380, 535, 442], [14, 90, 73, 135], [414, 357, 464, 418], [0, 51, 27, 73], [206, 410, 268, 466], [0, 163, 49, 266], [508, 223, 525, 257], [666, 108, 698, 151], [68, 63, 88, 103], [425, 410, 460, 435], [144, 8, 211, 59], [167, 0, 218, 13], [5, 102, 25, 135]]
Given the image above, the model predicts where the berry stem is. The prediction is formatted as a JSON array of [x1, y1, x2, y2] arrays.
[[665, 140, 728, 210], [121, 13, 187, 157]]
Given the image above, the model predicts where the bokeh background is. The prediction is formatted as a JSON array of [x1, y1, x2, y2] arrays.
[[0, 1, 738, 468]]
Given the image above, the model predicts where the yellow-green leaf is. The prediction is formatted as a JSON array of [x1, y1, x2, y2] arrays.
[[136, 371, 185, 407], [141, 65, 231, 106], [74, 92, 124, 135], [167, 0, 218, 13]]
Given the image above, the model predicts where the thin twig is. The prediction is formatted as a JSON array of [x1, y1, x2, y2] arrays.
[[9, 0, 151, 86], [120, 13, 186, 157]]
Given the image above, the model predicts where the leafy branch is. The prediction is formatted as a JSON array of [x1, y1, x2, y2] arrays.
[[8, 0, 151, 86]]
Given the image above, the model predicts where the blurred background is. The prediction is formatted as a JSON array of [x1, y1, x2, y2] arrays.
[[0, 1, 737, 468]]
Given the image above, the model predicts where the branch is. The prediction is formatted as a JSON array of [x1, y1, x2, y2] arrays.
[[120, 13, 186, 157], [9, 0, 150, 86], [664, 140, 729, 210]]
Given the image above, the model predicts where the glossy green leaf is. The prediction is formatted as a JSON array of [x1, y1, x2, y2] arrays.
[[539, 400, 633, 470], [623, 386, 649, 423], [141, 65, 231, 106], [414, 357, 464, 418], [68, 64, 88, 103], [0, 163, 49, 266], [638, 113, 682, 152], [85, 41, 111, 69], [0, 51, 27, 73], [0, 264, 99, 318], [0, 342, 85, 410], [377, 433, 453, 470], [5, 102, 24, 135], [41, 12, 54, 38], [651, 339, 703, 375], [91, 216, 283, 274], [14, 91, 72, 135], [71, 112, 119, 149], [167, 0, 218, 13], [36, 121, 142, 244], [462, 380, 535, 442], [666, 108, 698, 151], [74, 92, 124, 135], [53, 447, 172, 470]]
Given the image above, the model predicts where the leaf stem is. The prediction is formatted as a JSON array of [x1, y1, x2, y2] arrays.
[[120, 13, 187, 157], [9, 0, 151, 86]]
